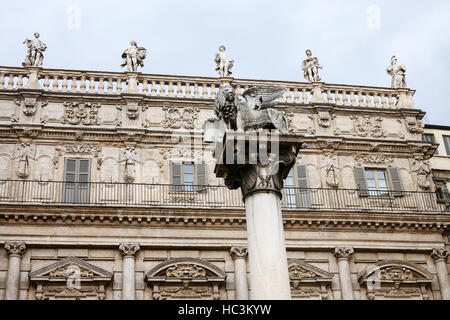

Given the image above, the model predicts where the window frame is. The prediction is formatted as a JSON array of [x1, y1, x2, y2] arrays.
[[364, 168, 390, 197], [443, 135, 450, 156]]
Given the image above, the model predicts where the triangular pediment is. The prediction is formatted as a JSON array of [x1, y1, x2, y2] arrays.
[[288, 259, 334, 283], [29, 257, 113, 282]]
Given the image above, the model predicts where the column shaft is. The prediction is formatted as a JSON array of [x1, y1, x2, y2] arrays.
[[122, 256, 136, 300], [4, 255, 21, 300], [337, 258, 354, 300], [245, 192, 291, 300], [234, 258, 248, 300], [435, 260, 450, 300]]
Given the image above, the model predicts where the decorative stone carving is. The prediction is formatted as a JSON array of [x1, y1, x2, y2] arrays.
[[22, 32, 47, 67], [120, 147, 139, 183], [161, 106, 200, 129], [49, 263, 94, 279], [405, 116, 424, 133], [321, 154, 339, 187], [351, 116, 384, 137], [230, 247, 248, 260], [145, 258, 226, 300], [119, 243, 140, 257], [29, 257, 113, 301], [62, 102, 101, 126], [358, 260, 433, 300], [354, 154, 393, 166], [282, 112, 295, 133], [166, 264, 207, 278], [431, 248, 450, 262], [387, 55, 407, 88], [411, 158, 432, 190], [214, 86, 240, 130], [14, 97, 47, 117], [65, 144, 102, 155], [121, 41, 147, 72], [301, 49, 323, 82], [4, 242, 26, 256], [288, 259, 334, 300], [14, 142, 35, 178], [317, 111, 334, 128], [215, 45, 234, 77], [333, 247, 354, 260]]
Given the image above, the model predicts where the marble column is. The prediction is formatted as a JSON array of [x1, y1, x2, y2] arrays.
[[214, 132, 303, 300], [334, 247, 355, 300], [119, 243, 140, 300], [230, 247, 249, 300], [431, 248, 450, 300], [4, 242, 26, 300]]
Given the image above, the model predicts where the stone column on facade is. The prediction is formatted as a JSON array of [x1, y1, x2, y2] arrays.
[[4, 242, 26, 300], [214, 132, 303, 300], [431, 248, 450, 300], [334, 247, 355, 300], [230, 246, 249, 300], [119, 243, 140, 300]]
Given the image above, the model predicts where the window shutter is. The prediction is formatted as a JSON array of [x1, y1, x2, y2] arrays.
[[63, 159, 77, 203], [387, 167, 404, 197], [354, 167, 369, 197], [444, 136, 450, 156], [170, 162, 183, 192], [195, 162, 208, 191], [295, 164, 310, 208], [77, 159, 91, 203]]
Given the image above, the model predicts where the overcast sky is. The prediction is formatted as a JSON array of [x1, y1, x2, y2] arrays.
[[1, 0, 449, 125]]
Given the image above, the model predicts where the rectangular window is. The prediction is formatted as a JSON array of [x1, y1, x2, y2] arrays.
[[444, 136, 450, 156], [171, 162, 208, 192], [282, 165, 310, 209], [63, 158, 91, 204], [283, 169, 296, 209], [365, 169, 389, 196], [422, 134, 438, 155]]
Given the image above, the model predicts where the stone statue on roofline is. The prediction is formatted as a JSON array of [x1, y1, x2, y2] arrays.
[[215, 45, 234, 77], [121, 41, 147, 72], [22, 32, 47, 67], [386, 55, 407, 88], [301, 49, 323, 82]]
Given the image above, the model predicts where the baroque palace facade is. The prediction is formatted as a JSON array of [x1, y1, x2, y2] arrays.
[[0, 59, 449, 300]]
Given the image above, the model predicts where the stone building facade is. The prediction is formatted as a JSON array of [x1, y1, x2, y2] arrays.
[[0, 66, 449, 300]]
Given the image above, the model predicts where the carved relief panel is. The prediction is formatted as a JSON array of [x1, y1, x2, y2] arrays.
[[62, 102, 101, 126]]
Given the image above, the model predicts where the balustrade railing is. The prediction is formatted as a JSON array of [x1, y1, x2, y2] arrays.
[[0, 180, 447, 213], [0, 66, 415, 108]]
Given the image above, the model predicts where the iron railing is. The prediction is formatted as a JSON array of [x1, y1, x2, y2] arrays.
[[0, 180, 448, 213]]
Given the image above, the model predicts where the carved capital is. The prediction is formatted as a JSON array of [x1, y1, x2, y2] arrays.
[[334, 247, 354, 261], [4, 242, 26, 257], [431, 248, 450, 262], [230, 247, 248, 260], [119, 243, 140, 257]]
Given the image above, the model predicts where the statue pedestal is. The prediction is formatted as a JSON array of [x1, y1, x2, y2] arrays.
[[24, 67, 43, 90], [124, 72, 140, 94], [214, 131, 303, 299]]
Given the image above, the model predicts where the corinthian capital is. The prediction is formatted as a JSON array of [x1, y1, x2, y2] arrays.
[[4, 242, 26, 257], [230, 246, 248, 260], [119, 243, 140, 257], [431, 248, 450, 262], [334, 247, 354, 260]]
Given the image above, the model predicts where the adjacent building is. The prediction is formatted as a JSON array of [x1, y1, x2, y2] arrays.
[[0, 64, 449, 300]]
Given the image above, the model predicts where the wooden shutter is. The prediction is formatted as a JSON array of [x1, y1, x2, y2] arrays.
[[388, 167, 404, 197], [354, 167, 369, 197], [170, 162, 183, 192], [77, 159, 91, 203], [195, 162, 208, 191], [444, 136, 450, 156], [295, 164, 310, 208], [63, 159, 77, 203]]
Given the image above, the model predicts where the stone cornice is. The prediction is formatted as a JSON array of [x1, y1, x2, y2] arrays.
[[0, 204, 448, 233]]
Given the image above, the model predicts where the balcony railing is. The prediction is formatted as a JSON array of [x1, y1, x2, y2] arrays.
[[0, 180, 448, 214]]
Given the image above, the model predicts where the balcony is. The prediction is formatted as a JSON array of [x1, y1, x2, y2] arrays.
[[0, 180, 448, 214]]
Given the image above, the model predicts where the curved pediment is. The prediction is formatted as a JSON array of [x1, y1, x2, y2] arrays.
[[358, 260, 432, 285], [29, 257, 113, 282], [145, 257, 226, 283]]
